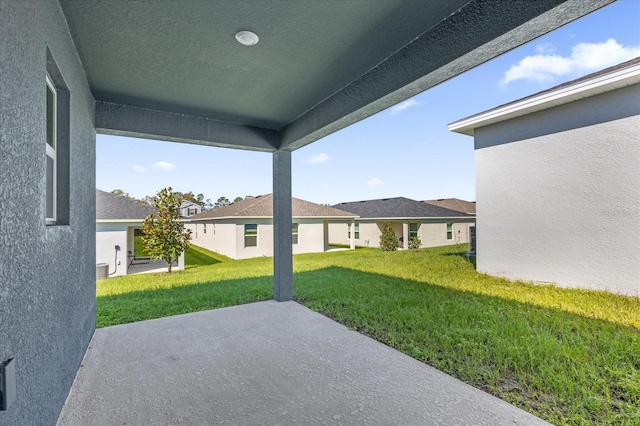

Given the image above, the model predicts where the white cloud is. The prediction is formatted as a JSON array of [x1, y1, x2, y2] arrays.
[[534, 43, 556, 55], [152, 161, 176, 172], [308, 153, 330, 164], [132, 164, 145, 173], [501, 39, 640, 86], [390, 99, 421, 115], [365, 177, 383, 186]]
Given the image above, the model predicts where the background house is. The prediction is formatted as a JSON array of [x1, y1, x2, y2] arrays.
[[186, 194, 358, 259], [449, 57, 640, 296], [180, 200, 202, 217], [330, 197, 475, 249], [96, 189, 185, 276], [424, 198, 476, 215]]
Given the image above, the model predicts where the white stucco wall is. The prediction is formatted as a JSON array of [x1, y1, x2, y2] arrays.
[[96, 222, 132, 277], [189, 219, 331, 259], [474, 84, 640, 296], [329, 220, 474, 248]]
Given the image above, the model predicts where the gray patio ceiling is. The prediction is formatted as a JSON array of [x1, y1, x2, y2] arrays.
[[60, 0, 611, 152]]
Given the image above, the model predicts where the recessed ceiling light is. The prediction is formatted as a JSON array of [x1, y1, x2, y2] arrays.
[[235, 30, 259, 46]]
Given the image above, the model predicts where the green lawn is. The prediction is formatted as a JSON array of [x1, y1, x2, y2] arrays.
[[97, 244, 640, 425]]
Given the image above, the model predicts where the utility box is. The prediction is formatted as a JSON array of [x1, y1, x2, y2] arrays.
[[96, 263, 109, 280]]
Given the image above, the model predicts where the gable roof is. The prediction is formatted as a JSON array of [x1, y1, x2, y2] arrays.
[[96, 189, 156, 221], [190, 194, 357, 220], [333, 197, 473, 219], [180, 200, 201, 208], [449, 56, 640, 136], [423, 198, 476, 214]]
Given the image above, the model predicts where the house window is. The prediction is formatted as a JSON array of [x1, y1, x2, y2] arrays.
[[348, 223, 359, 239], [46, 73, 57, 223], [203, 223, 206, 234], [292, 223, 299, 245], [409, 222, 418, 239], [447, 222, 453, 240], [244, 224, 257, 247]]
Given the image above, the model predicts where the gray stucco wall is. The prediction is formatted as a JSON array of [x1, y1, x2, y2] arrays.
[[475, 84, 640, 296], [1, 1, 96, 424]]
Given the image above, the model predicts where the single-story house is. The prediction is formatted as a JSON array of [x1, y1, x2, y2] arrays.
[[424, 198, 476, 214], [448, 57, 640, 296], [180, 200, 203, 217], [186, 194, 358, 259], [96, 189, 185, 276], [330, 197, 475, 249]]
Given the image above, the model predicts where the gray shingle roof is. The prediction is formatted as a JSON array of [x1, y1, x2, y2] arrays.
[[96, 189, 156, 220], [423, 198, 476, 214], [333, 197, 473, 219], [190, 194, 358, 220]]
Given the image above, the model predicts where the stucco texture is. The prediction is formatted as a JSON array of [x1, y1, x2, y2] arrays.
[[475, 84, 640, 296], [0, 1, 96, 424]]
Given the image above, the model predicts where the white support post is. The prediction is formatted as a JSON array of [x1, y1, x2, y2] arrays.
[[349, 220, 355, 250], [273, 150, 293, 302], [403, 221, 409, 250]]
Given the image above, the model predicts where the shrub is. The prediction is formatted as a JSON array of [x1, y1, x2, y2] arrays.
[[409, 236, 422, 249], [379, 222, 400, 251]]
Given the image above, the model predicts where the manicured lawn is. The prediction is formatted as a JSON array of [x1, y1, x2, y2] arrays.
[[97, 244, 640, 425]]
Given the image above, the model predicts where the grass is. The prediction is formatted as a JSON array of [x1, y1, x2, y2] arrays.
[[97, 244, 640, 425]]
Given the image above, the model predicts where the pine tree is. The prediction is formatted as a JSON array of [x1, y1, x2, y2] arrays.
[[379, 222, 400, 251]]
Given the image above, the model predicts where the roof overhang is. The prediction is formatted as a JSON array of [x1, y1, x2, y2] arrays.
[[189, 215, 358, 221], [59, 0, 612, 152], [449, 57, 640, 136]]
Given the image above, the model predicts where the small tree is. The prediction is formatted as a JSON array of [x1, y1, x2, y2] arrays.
[[215, 196, 231, 207], [379, 222, 400, 251], [142, 187, 192, 272]]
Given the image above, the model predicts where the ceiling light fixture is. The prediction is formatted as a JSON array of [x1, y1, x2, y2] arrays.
[[235, 30, 259, 46]]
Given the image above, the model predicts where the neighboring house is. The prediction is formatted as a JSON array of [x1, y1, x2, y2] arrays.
[[96, 189, 185, 276], [330, 197, 475, 249], [424, 198, 476, 215], [449, 57, 640, 296], [180, 200, 202, 217], [186, 194, 358, 259]]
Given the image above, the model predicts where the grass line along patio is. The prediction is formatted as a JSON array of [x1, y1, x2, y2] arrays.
[[96, 245, 640, 425]]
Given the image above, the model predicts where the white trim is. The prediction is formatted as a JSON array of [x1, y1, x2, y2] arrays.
[[45, 73, 57, 224], [448, 62, 640, 136]]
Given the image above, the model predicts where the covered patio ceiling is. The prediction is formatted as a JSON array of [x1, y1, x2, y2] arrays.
[[60, 0, 611, 152]]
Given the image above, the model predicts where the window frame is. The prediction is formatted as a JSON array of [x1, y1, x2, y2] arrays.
[[446, 222, 453, 240], [409, 222, 418, 239], [292, 222, 299, 245], [348, 223, 360, 240], [244, 223, 258, 247], [45, 73, 57, 224]]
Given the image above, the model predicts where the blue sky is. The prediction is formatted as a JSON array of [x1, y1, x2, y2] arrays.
[[96, 1, 640, 206]]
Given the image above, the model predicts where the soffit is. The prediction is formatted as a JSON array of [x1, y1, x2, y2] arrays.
[[60, 0, 468, 130]]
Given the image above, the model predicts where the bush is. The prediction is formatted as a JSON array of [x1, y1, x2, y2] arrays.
[[379, 222, 400, 251], [409, 236, 422, 249]]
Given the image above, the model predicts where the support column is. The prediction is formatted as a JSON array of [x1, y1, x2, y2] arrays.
[[349, 220, 355, 250], [273, 150, 293, 301], [403, 221, 409, 250]]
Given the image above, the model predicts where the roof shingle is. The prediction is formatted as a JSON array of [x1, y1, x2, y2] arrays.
[[333, 197, 473, 219], [423, 198, 476, 214], [190, 194, 357, 220], [96, 189, 156, 220]]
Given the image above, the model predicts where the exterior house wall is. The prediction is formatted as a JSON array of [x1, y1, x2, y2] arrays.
[[474, 84, 640, 296], [329, 220, 474, 248], [0, 1, 96, 424], [96, 223, 130, 277], [189, 219, 329, 259]]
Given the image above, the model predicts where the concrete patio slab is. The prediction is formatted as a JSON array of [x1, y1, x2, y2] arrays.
[[57, 301, 549, 425]]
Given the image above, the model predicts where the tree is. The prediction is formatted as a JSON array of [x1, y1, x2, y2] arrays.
[[215, 196, 231, 207], [141, 187, 192, 272], [379, 222, 400, 251], [233, 196, 244, 203], [409, 236, 422, 249], [110, 189, 131, 198]]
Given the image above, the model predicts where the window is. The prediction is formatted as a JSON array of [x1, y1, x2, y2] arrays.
[[203, 223, 206, 234], [292, 223, 299, 245], [409, 222, 418, 239], [45, 74, 56, 223], [447, 222, 453, 240], [244, 224, 257, 247], [187, 207, 197, 216], [348, 223, 359, 239]]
